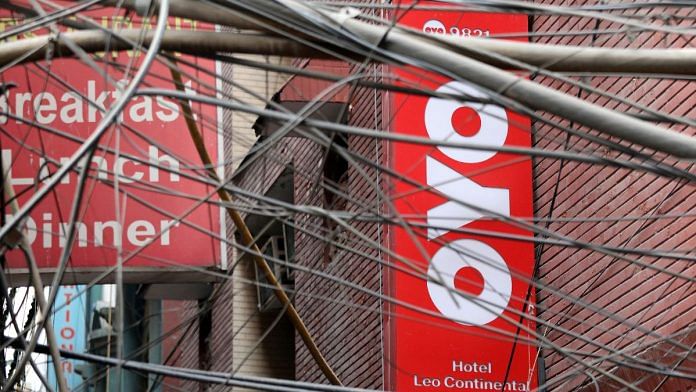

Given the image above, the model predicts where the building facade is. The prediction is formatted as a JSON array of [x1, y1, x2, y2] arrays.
[[162, 4, 695, 392]]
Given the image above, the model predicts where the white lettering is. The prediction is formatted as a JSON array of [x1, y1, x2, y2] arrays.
[[451, 361, 492, 373], [424, 81, 508, 163], [127, 219, 156, 246], [427, 239, 512, 326], [88, 156, 109, 180], [160, 220, 178, 245], [42, 213, 52, 248], [2, 149, 34, 185], [34, 92, 57, 124], [413, 375, 440, 387], [0, 80, 181, 125], [0, 94, 7, 124], [24, 216, 37, 244], [59, 222, 88, 248], [4, 214, 37, 244], [94, 220, 121, 247], [130, 96, 153, 122], [155, 96, 179, 122], [87, 80, 109, 122], [12, 215, 178, 248], [115, 157, 144, 183], [148, 145, 180, 182], [426, 156, 509, 239], [4, 146, 179, 187], [423, 80, 514, 327], [60, 92, 84, 123], [15, 92, 32, 122], [39, 156, 71, 185]]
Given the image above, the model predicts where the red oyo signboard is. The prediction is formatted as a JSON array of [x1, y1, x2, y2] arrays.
[[1, 6, 224, 275], [388, 6, 538, 391]]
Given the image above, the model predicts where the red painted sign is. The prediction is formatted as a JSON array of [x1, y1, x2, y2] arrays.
[[1, 7, 224, 273], [388, 5, 537, 391]]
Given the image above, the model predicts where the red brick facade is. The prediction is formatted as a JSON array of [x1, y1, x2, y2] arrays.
[[164, 4, 695, 391], [532, 3, 695, 390]]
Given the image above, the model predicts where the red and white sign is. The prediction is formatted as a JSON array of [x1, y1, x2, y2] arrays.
[[1, 7, 224, 274], [388, 5, 537, 391]]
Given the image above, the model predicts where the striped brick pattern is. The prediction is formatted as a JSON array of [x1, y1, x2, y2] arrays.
[[292, 63, 385, 389], [164, 4, 695, 392], [164, 55, 293, 392], [531, 2, 695, 390]]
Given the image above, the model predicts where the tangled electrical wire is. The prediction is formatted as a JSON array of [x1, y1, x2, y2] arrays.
[[0, 0, 694, 391]]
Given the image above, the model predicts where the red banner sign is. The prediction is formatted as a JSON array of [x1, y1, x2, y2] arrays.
[[1, 7, 224, 274], [388, 6, 537, 391]]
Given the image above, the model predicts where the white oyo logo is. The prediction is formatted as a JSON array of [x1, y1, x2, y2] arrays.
[[427, 240, 512, 326], [423, 19, 446, 35], [425, 82, 508, 163], [424, 81, 512, 326]]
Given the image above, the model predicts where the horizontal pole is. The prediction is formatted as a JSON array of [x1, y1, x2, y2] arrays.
[[8, 0, 696, 74], [0, 29, 331, 68], [321, 6, 696, 158], [106, 0, 696, 75]]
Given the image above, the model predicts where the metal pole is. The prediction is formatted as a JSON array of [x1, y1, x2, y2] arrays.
[[322, 6, 696, 158], [116, 0, 696, 75], [4, 25, 696, 75], [0, 30, 329, 68]]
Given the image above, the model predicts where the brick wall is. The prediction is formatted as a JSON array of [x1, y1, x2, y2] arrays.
[[165, 4, 695, 391], [531, 2, 695, 390], [292, 62, 385, 389], [164, 54, 293, 392], [173, 58, 387, 389]]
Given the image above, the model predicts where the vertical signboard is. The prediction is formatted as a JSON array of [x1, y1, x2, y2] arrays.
[[1, 5, 224, 277], [389, 5, 537, 391], [47, 285, 86, 388]]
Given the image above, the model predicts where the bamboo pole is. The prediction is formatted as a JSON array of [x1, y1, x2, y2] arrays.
[[168, 63, 343, 386]]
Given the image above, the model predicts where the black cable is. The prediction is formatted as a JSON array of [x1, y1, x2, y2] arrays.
[[501, 16, 604, 388], [0, 336, 374, 392]]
